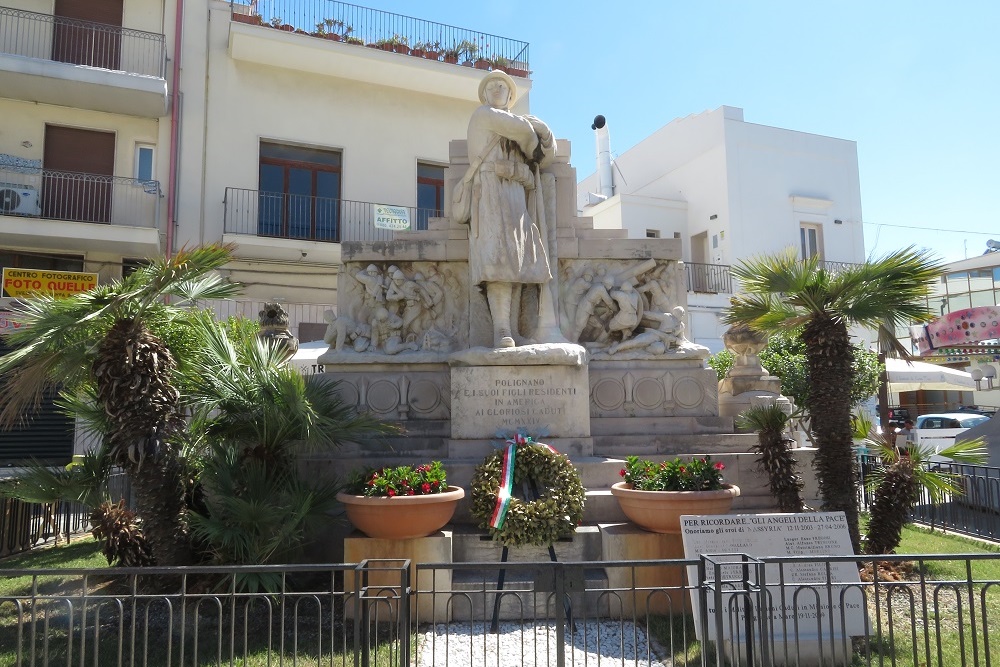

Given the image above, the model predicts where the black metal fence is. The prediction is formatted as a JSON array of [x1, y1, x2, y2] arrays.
[[0, 5, 167, 77], [3, 554, 999, 666], [685, 262, 732, 294], [0, 471, 132, 559], [224, 187, 436, 243], [229, 0, 530, 70]]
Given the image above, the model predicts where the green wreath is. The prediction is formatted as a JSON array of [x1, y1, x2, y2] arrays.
[[470, 443, 586, 547]]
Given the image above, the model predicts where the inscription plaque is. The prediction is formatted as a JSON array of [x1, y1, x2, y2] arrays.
[[450, 365, 591, 439]]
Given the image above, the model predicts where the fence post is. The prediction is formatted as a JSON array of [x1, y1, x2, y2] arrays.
[[553, 562, 566, 667]]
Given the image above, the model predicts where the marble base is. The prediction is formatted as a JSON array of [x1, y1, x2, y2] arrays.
[[343, 531, 453, 623], [600, 523, 689, 616], [450, 358, 591, 439]]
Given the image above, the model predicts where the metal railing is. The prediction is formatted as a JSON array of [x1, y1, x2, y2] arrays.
[[0, 6, 167, 78], [4, 554, 1000, 666], [0, 472, 131, 559], [686, 261, 733, 294], [229, 0, 530, 72], [224, 186, 436, 244], [0, 165, 160, 228]]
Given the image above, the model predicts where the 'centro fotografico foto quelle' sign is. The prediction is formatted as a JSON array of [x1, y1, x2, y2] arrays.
[[373, 205, 410, 231], [2, 268, 98, 298]]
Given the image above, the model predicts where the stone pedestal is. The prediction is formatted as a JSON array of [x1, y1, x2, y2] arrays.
[[600, 523, 690, 616], [449, 343, 590, 440], [343, 531, 453, 623]]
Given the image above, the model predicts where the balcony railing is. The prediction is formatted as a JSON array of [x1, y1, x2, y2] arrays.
[[230, 1, 529, 72], [0, 6, 167, 78], [0, 165, 161, 228], [685, 261, 732, 294], [224, 187, 437, 244]]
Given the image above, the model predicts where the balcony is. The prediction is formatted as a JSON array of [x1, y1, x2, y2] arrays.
[[0, 165, 161, 256], [227, 1, 530, 102], [686, 262, 732, 294], [223, 187, 436, 262], [0, 6, 168, 117]]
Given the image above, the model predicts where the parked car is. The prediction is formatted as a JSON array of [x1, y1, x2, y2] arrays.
[[912, 413, 991, 461]]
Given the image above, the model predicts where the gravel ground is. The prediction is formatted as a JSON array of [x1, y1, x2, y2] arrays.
[[415, 620, 669, 667]]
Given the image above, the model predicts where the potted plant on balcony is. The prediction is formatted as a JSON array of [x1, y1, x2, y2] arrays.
[[489, 56, 510, 73], [268, 16, 295, 32], [611, 455, 740, 533], [337, 461, 464, 540], [419, 40, 442, 60], [232, 11, 263, 26], [441, 44, 462, 64], [457, 39, 478, 66]]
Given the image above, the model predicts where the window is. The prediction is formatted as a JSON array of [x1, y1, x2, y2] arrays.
[[800, 223, 823, 260], [645, 229, 660, 239], [416, 163, 444, 231], [259, 142, 341, 241], [122, 258, 148, 279], [135, 144, 154, 182], [0, 251, 84, 272]]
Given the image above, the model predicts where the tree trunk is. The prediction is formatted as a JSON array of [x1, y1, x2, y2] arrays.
[[802, 316, 861, 553], [127, 456, 194, 565]]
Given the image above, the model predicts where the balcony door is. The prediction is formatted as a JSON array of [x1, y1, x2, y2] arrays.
[[52, 0, 124, 71], [259, 143, 341, 241], [42, 125, 115, 224]]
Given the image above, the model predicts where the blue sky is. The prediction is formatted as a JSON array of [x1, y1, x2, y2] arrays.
[[374, 0, 998, 264]]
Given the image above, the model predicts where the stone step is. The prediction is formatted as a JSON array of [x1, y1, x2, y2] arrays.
[[452, 525, 603, 562], [448, 565, 609, 621]]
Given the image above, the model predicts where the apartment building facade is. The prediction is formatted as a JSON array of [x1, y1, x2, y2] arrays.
[[576, 106, 866, 351]]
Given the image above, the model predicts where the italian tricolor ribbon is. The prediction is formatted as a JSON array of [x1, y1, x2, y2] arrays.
[[490, 434, 562, 530], [489, 442, 517, 530]]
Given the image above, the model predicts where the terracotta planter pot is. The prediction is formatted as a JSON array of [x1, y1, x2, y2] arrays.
[[324, 33, 341, 41], [278, 24, 295, 32], [424, 51, 440, 61], [610, 482, 740, 534], [410, 48, 425, 58], [232, 13, 262, 25], [337, 486, 465, 539], [392, 44, 410, 55], [508, 68, 528, 78], [443, 55, 459, 64], [474, 58, 491, 70]]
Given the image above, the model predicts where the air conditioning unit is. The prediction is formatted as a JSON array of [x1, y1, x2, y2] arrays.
[[0, 183, 41, 216]]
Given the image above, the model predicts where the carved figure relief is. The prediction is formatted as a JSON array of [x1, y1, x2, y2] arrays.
[[559, 260, 701, 358], [335, 261, 467, 356]]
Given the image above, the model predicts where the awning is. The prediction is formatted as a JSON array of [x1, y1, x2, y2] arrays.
[[885, 357, 976, 393]]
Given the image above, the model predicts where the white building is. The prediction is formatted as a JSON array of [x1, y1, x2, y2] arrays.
[[0, 0, 534, 462], [0, 0, 176, 464], [576, 106, 866, 351], [176, 1, 533, 341]]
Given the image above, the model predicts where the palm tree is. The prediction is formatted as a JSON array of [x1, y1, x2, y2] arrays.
[[0, 245, 240, 565], [864, 437, 986, 554], [736, 403, 804, 512], [725, 247, 942, 553], [179, 313, 397, 590]]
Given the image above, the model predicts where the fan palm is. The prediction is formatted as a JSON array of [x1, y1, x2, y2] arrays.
[[736, 403, 804, 512], [864, 437, 986, 554], [725, 247, 942, 552], [0, 245, 240, 565], [179, 313, 397, 587]]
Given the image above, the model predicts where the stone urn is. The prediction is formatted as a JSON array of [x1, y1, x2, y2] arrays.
[[610, 483, 741, 534], [337, 486, 465, 539], [257, 302, 298, 358], [722, 324, 768, 376]]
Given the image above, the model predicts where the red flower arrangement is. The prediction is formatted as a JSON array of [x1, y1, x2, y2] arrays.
[[345, 461, 448, 498], [619, 455, 728, 491]]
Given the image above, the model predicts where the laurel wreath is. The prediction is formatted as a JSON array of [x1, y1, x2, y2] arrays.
[[470, 443, 586, 547]]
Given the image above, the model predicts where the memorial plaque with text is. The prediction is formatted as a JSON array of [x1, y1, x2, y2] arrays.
[[450, 365, 590, 439], [681, 512, 866, 644]]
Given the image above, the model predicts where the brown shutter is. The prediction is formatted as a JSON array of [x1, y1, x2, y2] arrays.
[[43, 125, 116, 224], [52, 0, 124, 70]]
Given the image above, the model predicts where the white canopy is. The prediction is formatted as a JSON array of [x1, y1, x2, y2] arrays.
[[885, 357, 976, 393], [287, 339, 329, 373]]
